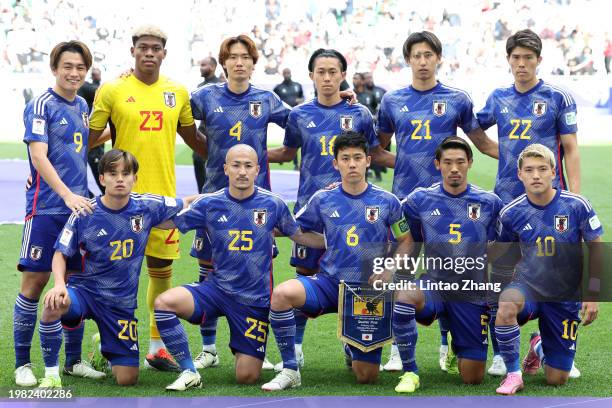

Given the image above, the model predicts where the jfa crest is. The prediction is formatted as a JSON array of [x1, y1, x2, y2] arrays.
[[340, 115, 353, 130], [555, 215, 569, 233], [366, 206, 379, 223], [249, 101, 262, 118], [468, 203, 481, 220], [533, 101, 547, 116], [81, 112, 89, 127], [130, 215, 144, 233], [296, 245, 307, 259], [193, 237, 204, 251], [433, 100, 447, 117], [163, 92, 176, 108], [253, 209, 267, 227], [29, 245, 43, 261], [353, 296, 383, 316]]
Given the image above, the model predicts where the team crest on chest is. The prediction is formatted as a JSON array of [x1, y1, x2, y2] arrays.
[[468, 203, 481, 220], [554, 215, 569, 232], [163, 92, 176, 108], [533, 101, 547, 116], [81, 112, 89, 127], [366, 206, 380, 223], [249, 101, 262, 118], [433, 100, 447, 117], [130, 215, 144, 233], [253, 209, 267, 227], [340, 115, 353, 130], [29, 245, 43, 261]]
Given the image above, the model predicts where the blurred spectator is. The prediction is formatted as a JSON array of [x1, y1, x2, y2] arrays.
[[273, 68, 304, 170]]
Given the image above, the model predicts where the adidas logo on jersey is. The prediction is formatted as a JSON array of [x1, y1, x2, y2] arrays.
[[257, 345, 265, 353], [59, 117, 68, 125], [214, 106, 223, 113], [307, 121, 316, 128], [430, 209, 441, 216], [217, 215, 228, 223], [126, 96, 136, 103], [400, 105, 409, 112], [523, 223, 533, 231], [330, 210, 340, 218], [501, 107, 509, 114], [130, 343, 138, 351], [97, 229, 108, 237], [569, 343, 575, 351]]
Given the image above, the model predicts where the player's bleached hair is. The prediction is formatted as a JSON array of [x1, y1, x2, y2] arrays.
[[218, 35, 259, 75], [99, 149, 139, 175], [333, 132, 369, 159], [506, 29, 542, 57], [132, 25, 167, 47], [435, 136, 473, 161], [403, 31, 442, 59], [517, 144, 556, 170], [50, 40, 93, 71], [308, 48, 347, 72]]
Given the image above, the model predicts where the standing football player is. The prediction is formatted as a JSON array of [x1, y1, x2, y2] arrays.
[[14, 40, 104, 387], [477, 29, 582, 377], [153, 144, 325, 390], [37, 149, 190, 387], [263, 132, 413, 391], [88, 25, 206, 372], [268, 49, 395, 372], [376, 31, 498, 372], [390, 137, 503, 393], [493, 144, 600, 394]]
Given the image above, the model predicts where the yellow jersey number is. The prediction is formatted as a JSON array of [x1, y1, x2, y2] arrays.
[[481, 314, 489, 335], [449, 224, 462, 244], [244, 317, 268, 343], [509, 119, 532, 140], [73, 132, 83, 153], [536, 236, 555, 257], [319, 135, 337, 156], [110, 239, 134, 261], [411, 119, 431, 140], [230, 121, 242, 141], [346, 225, 359, 247], [561, 319, 578, 340], [228, 230, 253, 251], [117, 320, 137, 341]]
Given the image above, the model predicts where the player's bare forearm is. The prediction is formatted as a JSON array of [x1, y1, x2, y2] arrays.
[[370, 145, 395, 168], [561, 133, 580, 193], [268, 146, 297, 163], [51, 251, 68, 288], [467, 128, 499, 159], [88, 128, 107, 149], [178, 124, 207, 158], [290, 230, 326, 249], [378, 132, 393, 150]]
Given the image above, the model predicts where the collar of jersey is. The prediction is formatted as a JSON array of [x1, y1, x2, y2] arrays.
[[512, 79, 543, 96], [526, 187, 561, 210], [408, 81, 442, 95], [224, 82, 252, 98], [224, 186, 258, 203], [48, 88, 78, 106], [96, 196, 131, 214], [439, 183, 471, 198], [314, 98, 346, 110], [129, 74, 165, 87], [340, 183, 371, 199]]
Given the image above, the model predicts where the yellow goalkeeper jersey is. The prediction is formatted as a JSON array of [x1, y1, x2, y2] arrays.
[[90, 74, 194, 196]]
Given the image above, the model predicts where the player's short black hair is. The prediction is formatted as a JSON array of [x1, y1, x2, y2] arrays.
[[333, 132, 369, 159], [435, 136, 473, 161], [99, 149, 139, 175], [308, 48, 347, 72], [506, 29, 542, 57], [403, 31, 443, 59]]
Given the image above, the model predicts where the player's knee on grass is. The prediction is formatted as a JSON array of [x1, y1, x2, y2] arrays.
[[458, 359, 486, 384], [544, 365, 570, 386], [235, 354, 261, 384], [113, 366, 139, 386], [352, 361, 379, 384], [20, 271, 51, 299]]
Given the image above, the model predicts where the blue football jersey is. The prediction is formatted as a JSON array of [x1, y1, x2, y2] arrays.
[[377, 82, 479, 198], [296, 184, 405, 283], [55, 194, 183, 311], [24, 89, 89, 216], [477, 80, 578, 204], [190, 83, 290, 193], [497, 189, 603, 298], [402, 183, 503, 284], [284, 99, 380, 213], [173, 187, 299, 307]]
